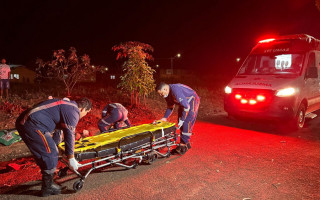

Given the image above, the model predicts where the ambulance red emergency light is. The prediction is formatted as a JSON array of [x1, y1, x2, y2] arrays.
[[224, 34, 320, 129]]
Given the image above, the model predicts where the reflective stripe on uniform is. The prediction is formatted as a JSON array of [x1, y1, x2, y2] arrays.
[[183, 96, 194, 112], [181, 132, 192, 136], [101, 119, 110, 125], [187, 96, 194, 103], [109, 104, 117, 108], [36, 130, 51, 153], [20, 100, 78, 125], [184, 106, 190, 112]]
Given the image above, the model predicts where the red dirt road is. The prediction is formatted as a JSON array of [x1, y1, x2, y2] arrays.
[[1, 119, 320, 199]]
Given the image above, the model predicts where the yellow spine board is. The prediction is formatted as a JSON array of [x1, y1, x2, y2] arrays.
[[58, 121, 175, 153]]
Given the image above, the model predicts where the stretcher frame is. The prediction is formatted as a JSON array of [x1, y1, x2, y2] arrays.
[[58, 122, 180, 192]]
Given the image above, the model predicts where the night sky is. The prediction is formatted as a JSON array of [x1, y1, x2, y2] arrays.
[[1, 0, 320, 76]]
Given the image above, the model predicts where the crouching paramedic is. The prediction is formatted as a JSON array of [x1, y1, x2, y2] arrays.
[[15, 97, 92, 197], [98, 103, 131, 133], [156, 82, 200, 152]]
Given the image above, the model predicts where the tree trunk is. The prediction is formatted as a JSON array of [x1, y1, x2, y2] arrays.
[[135, 91, 138, 107], [131, 91, 134, 106], [66, 86, 70, 97]]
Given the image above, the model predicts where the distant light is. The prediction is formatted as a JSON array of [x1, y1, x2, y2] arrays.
[[156, 64, 159, 68], [176, 53, 181, 58], [259, 38, 276, 43], [105, 67, 108, 71], [110, 75, 115, 79], [236, 58, 241, 62], [92, 65, 95, 68]]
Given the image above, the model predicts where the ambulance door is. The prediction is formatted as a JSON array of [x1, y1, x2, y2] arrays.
[[304, 52, 320, 113]]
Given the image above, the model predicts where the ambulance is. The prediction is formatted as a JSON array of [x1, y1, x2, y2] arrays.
[[224, 34, 320, 129]]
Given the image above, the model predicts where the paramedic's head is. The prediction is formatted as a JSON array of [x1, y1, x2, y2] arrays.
[[76, 97, 92, 118], [1, 59, 6, 64], [156, 82, 170, 98]]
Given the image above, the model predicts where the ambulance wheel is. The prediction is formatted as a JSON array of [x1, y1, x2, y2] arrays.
[[58, 167, 68, 178], [73, 179, 84, 192], [293, 103, 306, 129]]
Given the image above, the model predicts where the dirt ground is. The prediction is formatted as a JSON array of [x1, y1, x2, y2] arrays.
[[1, 87, 319, 199], [1, 119, 319, 200]]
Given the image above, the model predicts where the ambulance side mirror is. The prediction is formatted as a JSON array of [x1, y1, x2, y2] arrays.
[[306, 67, 318, 79]]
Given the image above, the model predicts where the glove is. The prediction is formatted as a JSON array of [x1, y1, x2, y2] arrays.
[[160, 118, 167, 122], [153, 118, 167, 124], [69, 157, 81, 171], [178, 120, 184, 129], [82, 129, 90, 137]]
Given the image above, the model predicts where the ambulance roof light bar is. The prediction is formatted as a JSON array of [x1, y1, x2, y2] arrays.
[[258, 38, 276, 43], [258, 34, 319, 44]]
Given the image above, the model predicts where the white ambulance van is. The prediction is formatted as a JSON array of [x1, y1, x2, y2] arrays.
[[224, 34, 320, 129]]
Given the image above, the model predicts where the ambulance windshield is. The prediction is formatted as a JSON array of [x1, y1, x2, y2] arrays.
[[238, 53, 304, 76]]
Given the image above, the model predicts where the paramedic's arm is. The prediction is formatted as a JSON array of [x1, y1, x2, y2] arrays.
[[174, 93, 190, 121], [62, 110, 79, 158], [163, 101, 175, 119], [101, 105, 109, 118], [124, 119, 131, 127]]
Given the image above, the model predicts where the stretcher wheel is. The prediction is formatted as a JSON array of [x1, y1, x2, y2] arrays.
[[73, 179, 84, 192], [176, 146, 187, 155], [143, 153, 157, 164], [58, 167, 69, 178], [148, 154, 157, 164], [132, 160, 138, 169]]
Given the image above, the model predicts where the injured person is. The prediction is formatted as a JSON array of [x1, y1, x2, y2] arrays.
[[98, 103, 131, 133]]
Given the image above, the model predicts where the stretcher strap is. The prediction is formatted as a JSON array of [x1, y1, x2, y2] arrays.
[[161, 127, 164, 137]]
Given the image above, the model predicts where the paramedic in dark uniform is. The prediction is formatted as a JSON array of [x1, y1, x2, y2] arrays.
[[156, 82, 200, 151], [98, 103, 131, 133], [15, 97, 92, 197]]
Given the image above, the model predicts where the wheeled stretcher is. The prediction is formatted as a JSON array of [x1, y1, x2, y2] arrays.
[[58, 121, 184, 192]]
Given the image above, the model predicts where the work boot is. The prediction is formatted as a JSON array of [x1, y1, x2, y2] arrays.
[[41, 172, 61, 197]]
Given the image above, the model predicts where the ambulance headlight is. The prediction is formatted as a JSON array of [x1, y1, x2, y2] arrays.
[[225, 86, 232, 94], [275, 87, 296, 97]]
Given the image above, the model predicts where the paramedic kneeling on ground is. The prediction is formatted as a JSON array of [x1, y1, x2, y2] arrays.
[[98, 103, 131, 133], [15, 97, 92, 197], [156, 82, 200, 152]]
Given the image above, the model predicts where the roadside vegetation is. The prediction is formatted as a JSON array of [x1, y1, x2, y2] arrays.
[[0, 41, 227, 162], [0, 79, 225, 132]]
